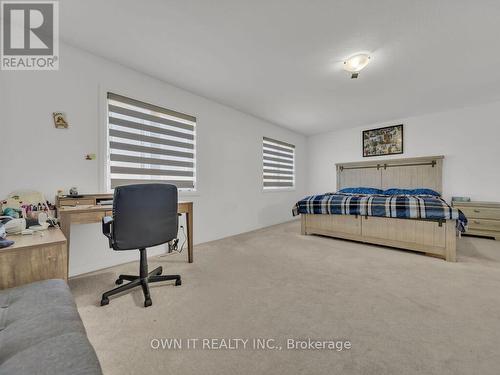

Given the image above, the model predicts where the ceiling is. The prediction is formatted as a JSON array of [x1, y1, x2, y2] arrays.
[[60, 0, 500, 135]]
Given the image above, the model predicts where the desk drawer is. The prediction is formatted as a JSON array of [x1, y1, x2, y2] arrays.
[[458, 207, 500, 220], [59, 198, 95, 206], [468, 218, 500, 232], [72, 211, 106, 225]]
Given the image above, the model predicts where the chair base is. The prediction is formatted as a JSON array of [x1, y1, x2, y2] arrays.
[[100, 248, 181, 308]]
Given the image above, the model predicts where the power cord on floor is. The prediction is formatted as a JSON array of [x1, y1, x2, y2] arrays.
[[160, 225, 186, 257]]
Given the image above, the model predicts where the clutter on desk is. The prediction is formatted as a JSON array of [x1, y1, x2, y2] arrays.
[[0, 220, 14, 248], [4, 218, 26, 234], [1, 191, 58, 236], [2, 206, 19, 218], [69, 187, 79, 196], [67, 187, 84, 198], [21, 201, 56, 219]]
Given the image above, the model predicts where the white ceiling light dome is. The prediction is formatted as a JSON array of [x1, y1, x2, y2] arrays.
[[343, 53, 371, 78]]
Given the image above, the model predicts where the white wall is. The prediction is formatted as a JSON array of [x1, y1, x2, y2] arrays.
[[0, 43, 307, 276], [307, 101, 500, 202]]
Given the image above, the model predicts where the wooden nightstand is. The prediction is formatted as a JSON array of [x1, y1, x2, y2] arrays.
[[0, 228, 68, 289], [452, 201, 500, 240]]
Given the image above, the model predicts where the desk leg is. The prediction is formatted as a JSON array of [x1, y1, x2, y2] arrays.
[[59, 213, 71, 277], [186, 205, 193, 263]]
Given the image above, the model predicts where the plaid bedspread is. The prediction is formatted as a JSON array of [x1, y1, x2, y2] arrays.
[[293, 193, 467, 232]]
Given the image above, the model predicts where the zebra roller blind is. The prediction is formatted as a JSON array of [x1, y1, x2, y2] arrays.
[[107, 92, 196, 190], [263, 137, 295, 189]]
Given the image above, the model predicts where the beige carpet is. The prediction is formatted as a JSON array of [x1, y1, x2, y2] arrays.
[[70, 221, 500, 375]]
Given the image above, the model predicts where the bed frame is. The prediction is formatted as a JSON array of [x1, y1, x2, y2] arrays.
[[301, 155, 457, 261]]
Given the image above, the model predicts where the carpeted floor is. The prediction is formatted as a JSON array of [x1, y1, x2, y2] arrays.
[[70, 220, 500, 375]]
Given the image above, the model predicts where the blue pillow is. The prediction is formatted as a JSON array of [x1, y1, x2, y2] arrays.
[[411, 188, 441, 196], [383, 188, 441, 197], [339, 187, 384, 195]]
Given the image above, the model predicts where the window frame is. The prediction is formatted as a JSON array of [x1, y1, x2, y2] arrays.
[[100, 88, 198, 194]]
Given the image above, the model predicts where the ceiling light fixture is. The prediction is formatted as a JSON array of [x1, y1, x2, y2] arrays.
[[343, 53, 371, 79]]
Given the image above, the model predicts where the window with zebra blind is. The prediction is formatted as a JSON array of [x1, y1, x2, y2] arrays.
[[106, 92, 196, 191], [262, 137, 295, 189]]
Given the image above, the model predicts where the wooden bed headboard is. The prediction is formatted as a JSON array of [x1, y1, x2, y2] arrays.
[[336, 155, 444, 194]]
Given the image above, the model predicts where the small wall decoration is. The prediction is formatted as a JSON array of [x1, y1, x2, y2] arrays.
[[362, 124, 403, 157], [53, 112, 69, 129]]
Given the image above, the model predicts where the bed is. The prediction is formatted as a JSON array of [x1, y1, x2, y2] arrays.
[[294, 155, 466, 262]]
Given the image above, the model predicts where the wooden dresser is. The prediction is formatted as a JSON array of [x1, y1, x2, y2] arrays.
[[452, 201, 500, 240], [0, 228, 68, 289]]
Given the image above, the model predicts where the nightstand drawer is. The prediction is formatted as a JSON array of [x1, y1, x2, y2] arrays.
[[458, 207, 500, 220], [468, 218, 500, 232]]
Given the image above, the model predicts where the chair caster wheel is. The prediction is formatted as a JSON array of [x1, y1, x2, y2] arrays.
[[144, 298, 152, 307], [175, 279, 182, 286], [100, 297, 109, 306], [115, 278, 123, 285]]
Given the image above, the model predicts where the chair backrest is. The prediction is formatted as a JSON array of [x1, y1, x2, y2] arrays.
[[111, 184, 178, 250]]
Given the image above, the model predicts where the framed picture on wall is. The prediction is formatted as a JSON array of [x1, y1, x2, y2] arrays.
[[362, 124, 403, 157]]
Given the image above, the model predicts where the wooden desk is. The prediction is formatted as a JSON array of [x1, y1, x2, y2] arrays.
[[0, 229, 68, 289], [57, 201, 194, 268]]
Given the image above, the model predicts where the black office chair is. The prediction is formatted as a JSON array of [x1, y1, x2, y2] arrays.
[[100, 183, 181, 307]]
